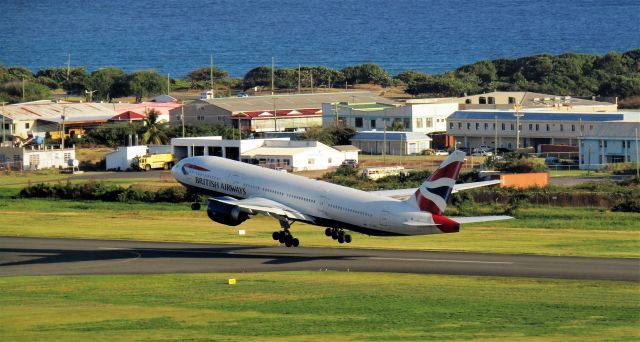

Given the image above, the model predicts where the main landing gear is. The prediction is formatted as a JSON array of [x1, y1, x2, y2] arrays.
[[191, 202, 201, 211], [272, 216, 299, 247], [325, 228, 352, 244]]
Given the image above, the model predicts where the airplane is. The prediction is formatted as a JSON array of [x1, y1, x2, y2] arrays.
[[171, 150, 511, 247]]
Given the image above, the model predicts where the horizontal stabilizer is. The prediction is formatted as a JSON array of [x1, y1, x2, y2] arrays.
[[370, 179, 502, 200], [450, 215, 513, 224]]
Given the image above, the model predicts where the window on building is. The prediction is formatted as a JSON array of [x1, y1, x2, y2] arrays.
[[29, 154, 39, 166], [493, 123, 496, 129], [508, 97, 516, 104], [355, 117, 363, 128], [63, 153, 71, 163], [370, 119, 376, 128], [449, 122, 454, 129], [403, 118, 411, 129], [604, 141, 608, 148], [467, 123, 471, 130], [528, 124, 533, 131], [501, 123, 505, 130], [484, 123, 488, 130], [479, 97, 487, 104], [571, 124, 576, 132], [426, 118, 433, 127], [546, 124, 550, 131], [465, 99, 472, 104], [458, 122, 462, 129], [475, 123, 479, 130], [535, 124, 539, 131], [416, 118, 423, 128], [488, 97, 495, 104], [510, 123, 514, 130], [308, 158, 315, 165], [560, 124, 564, 132], [25, 123, 30, 129]]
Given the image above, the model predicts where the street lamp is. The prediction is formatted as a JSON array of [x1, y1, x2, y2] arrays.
[[273, 97, 277, 132], [1, 101, 6, 145], [514, 104, 523, 150]]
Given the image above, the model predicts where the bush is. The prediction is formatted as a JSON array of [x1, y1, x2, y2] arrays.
[[611, 195, 640, 213], [19, 182, 192, 203]]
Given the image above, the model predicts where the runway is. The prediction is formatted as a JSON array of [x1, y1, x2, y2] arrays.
[[1, 237, 638, 281]]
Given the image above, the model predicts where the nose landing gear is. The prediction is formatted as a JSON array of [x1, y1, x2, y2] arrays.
[[325, 228, 352, 244]]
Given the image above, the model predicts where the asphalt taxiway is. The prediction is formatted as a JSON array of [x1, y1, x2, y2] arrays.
[[0, 237, 638, 281]]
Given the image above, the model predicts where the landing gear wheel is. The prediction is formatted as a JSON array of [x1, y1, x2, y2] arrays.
[[331, 231, 339, 240], [325, 228, 332, 237], [338, 235, 345, 244], [278, 234, 286, 244], [344, 235, 352, 243], [292, 238, 299, 247], [272, 231, 280, 241], [285, 239, 293, 247], [191, 202, 201, 211]]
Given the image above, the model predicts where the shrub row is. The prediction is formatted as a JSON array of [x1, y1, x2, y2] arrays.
[[19, 182, 197, 203]]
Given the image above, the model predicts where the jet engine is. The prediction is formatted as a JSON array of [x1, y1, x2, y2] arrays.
[[207, 200, 249, 226]]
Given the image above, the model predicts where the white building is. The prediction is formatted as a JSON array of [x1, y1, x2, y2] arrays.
[[105, 145, 171, 171], [579, 122, 640, 170], [171, 136, 355, 171], [447, 109, 639, 150], [350, 131, 432, 155], [0, 144, 76, 171], [321, 102, 456, 133]]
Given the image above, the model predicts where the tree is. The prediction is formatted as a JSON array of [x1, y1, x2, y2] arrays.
[[129, 70, 163, 102], [62, 67, 88, 95], [342, 64, 391, 86], [185, 67, 229, 84], [141, 109, 169, 144], [0, 80, 51, 103], [298, 126, 356, 146], [243, 66, 272, 89], [85, 67, 128, 101]]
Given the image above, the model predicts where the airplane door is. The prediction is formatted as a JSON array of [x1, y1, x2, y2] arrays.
[[379, 210, 390, 226]]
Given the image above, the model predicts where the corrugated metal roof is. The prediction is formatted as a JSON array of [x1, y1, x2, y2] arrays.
[[201, 91, 396, 112], [449, 110, 628, 122], [351, 131, 432, 141], [582, 122, 640, 139]]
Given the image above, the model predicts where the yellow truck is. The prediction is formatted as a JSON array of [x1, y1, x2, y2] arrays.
[[134, 153, 175, 171]]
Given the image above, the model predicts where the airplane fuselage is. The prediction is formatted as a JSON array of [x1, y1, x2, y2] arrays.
[[172, 156, 457, 236]]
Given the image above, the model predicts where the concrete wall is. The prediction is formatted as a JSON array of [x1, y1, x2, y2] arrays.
[[0, 145, 75, 170]]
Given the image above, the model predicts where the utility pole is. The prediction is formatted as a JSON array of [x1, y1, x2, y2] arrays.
[[181, 101, 185, 138], [494, 115, 498, 155], [1, 101, 6, 145], [210, 55, 215, 97], [271, 57, 275, 95], [167, 74, 171, 95], [61, 107, 66, 150], [514, 104, 523, 150], [66, 53, 71, 80], [632, 127, 640, 179], [22, 78, 25, 101], [309, 70, 313, 93], [298, 64, 301, 94], [273, 97, 277, 132], [383, 123, 387, 164]]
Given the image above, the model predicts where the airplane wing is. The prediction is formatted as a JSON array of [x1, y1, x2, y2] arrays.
[[209, 196, 315, 223], [450, 215, 513, 224], [370, 180, 502, 199]]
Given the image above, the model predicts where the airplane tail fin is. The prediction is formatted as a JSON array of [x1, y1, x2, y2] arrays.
[[404, 150, 466, 215]]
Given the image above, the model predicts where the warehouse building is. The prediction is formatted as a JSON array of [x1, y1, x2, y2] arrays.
[[0, 144, 76, 171], [321, 102, 456, 133], [446, 109, 638, 151], [170, 92, 395, 133], [171, 136, 355, 171], [579, 121, 640, 170], [350, 131, 432, 155]]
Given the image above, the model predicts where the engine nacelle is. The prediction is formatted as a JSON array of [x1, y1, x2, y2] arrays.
[[207, 201, 249, 226]]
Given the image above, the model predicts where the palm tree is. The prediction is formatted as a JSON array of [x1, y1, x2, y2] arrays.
[[141, 109, 169, 144]]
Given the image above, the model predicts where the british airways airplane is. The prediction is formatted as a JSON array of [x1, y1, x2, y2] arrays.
[[172, 151, 510, 247]]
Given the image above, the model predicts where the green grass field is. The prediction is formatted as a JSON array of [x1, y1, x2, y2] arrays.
[[0, 198, 638, 258], [1, 272, 638, 341]]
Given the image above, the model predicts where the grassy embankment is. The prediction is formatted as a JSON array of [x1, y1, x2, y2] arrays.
[[1, 272, 639, 341]]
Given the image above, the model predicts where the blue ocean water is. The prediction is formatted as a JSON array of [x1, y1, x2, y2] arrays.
[[1, 0, 638, 78]]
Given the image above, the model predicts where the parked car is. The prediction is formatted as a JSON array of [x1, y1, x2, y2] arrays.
[[435, 149, 449, 156], [342, 159, 359, 168], [237, 92, 249, 97], [472, 150, 494, 156], [544, 156, 560, 165]]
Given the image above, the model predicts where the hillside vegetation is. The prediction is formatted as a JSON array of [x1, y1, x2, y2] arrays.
[[1, 50, 638, 104]]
